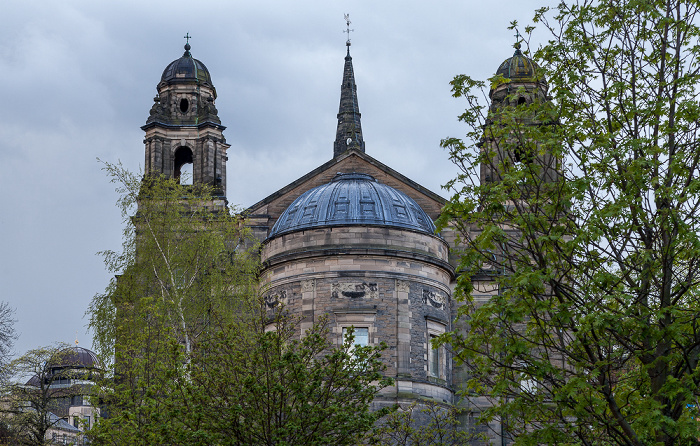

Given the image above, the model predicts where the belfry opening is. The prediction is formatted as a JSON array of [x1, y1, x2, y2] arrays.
[[174, 146, 193, 185]]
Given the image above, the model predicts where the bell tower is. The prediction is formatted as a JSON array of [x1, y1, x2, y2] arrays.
[[481, 42, 558, 185], [142, 38, 229, 200]]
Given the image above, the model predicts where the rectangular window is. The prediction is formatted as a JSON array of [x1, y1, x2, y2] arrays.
[[428, 334, 440, 377], [342, 326, 369, 347], [426, 319, 446, 380]]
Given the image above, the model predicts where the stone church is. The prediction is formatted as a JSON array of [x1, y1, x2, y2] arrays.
[[140, 36, 544, 441]]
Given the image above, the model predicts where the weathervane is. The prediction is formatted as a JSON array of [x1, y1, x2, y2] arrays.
[[344, 14, 354, 46]]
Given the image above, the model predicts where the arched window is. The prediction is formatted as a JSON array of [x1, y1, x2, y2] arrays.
[[513, 145, 534, 164], [174, 146, 193, 185]]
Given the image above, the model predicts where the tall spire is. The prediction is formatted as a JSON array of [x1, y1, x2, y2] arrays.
[[334, 14, 365, 158]]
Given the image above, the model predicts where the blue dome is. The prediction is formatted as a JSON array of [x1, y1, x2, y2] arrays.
[[268, 173, 436, 238]]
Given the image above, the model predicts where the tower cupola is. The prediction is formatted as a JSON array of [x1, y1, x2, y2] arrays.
[[489, 42, 548, 105], [494, 42, 541, 82], [481, 42, 558, 185], [160, 43, 214, 87], [142, 38, 229, 200]]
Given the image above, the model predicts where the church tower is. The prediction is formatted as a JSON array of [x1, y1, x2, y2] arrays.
[[142, 39, 229, 201], [480, 42, 557, 185]]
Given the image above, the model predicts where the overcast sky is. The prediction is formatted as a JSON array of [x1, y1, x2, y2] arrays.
[[1, 0, 555, 358]]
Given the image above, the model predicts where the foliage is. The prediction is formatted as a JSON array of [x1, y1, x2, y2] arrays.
[[174, 317, 392, 446], [85, 163, 259, 443], [0, 302, 17, 383], [440, 0, 700, 444], [0, 345, 92, 446], [86, 323, 186, 446], [364, 401, 478, 446], [87, 161, 259, 360], [89, 313, 393, 446]]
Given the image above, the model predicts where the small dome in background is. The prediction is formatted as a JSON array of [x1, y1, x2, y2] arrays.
[[495, 43, 543, 82], [54, 346, 101, 370], [268, 172, 436, 239], [160, 43, 213, 86], [25, 346, 101, 387]]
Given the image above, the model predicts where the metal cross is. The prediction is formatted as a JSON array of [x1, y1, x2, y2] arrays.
[[514, 29, 521, 43], [184, 32, 192, 44], [344, 14, 354, 44]]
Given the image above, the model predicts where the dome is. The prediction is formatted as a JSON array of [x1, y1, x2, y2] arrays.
[[54, 346, 100, 369], [268, 173, 436, 238], [25, 346, 101, 386], [161, 43, 213, 85], [495, 43, 542, 82]]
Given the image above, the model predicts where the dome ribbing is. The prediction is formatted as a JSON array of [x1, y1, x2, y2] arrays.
[[268, 173, 436, 239]]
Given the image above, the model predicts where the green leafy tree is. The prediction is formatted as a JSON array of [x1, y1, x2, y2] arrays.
[[88, 313, 393, 446], [88, 162, 259, 361], [162, 317, 393, 446], [364, 401, 478, 446], [440, 1, 700, 444], [0, 301, 17, 384], [86, 163, 259, 444]]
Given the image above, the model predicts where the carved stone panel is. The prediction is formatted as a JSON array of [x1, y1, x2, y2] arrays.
[[301, 280, 315, 293], [422, 289, 446, 310], [397, 280, 410, 293], [264, 289, 287, 308], [331, 282, 378, 299]]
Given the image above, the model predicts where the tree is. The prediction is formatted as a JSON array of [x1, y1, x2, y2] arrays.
[[88, 312, 393, 446], [86, 163, 260, 444], [171, 316, 392, 446], [0, 302, 17, 383], [364, 401, 478, 446], [0, 345, 92, 446], [88, 162, 259, 361], [440, 1, 700, 444]]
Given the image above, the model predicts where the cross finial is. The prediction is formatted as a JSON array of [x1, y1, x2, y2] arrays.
[[344, 14, 354, 47], [183, 33, 192, 56], [513, 29, 522, 53]]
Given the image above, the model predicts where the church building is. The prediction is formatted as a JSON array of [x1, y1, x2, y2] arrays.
[[139, 31, 547, 442]]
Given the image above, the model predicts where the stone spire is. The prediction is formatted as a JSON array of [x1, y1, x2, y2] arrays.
[[333, 18, 365, 158]]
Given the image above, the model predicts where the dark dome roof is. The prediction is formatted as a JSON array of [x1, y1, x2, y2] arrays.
[[55, 346, 100, 369], [268, 173, 436, 238], [161, 44, 213, 85], [495, 43, 542, 82], [25, 346, 101, 386]]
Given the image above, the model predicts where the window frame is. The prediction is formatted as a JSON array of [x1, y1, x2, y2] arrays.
[[342, 326, 370, 348], [426, 319, 446, 380]]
